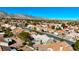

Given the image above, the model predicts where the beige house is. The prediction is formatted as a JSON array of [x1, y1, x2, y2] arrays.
[[12, 27, 24, 34], [33, 41, 73, 51]]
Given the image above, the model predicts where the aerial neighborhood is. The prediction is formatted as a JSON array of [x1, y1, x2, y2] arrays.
[[0, 12, 79, 51]]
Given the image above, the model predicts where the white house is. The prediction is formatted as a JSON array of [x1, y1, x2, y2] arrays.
[[0, 42, 8, 46], [4, 38, 12, 43], [31, 34, 50, 44], [27, 25, 35, 29], [53, 32, 58, 36], [1, 24, 11, 28], [10, 26, 16, 30]]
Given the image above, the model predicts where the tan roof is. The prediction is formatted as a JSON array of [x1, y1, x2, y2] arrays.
[[0, 46, 11, 51], [33, 44, 48, 51], [48, 41, 73, 51], [10, 36, 23, 47], [33, 41, 73, 51], [0, 38, 5, 42], [12, 27, 24, 34]]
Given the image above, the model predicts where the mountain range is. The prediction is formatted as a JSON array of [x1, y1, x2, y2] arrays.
[[0, 11, 46, 20]]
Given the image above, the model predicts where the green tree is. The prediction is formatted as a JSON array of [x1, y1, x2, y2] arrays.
[[51, 26, 55, 29], [73, 40, 79, 51], [3, 28, 13, 37], [61, 23, 65, 28], [18, 32, 30, 42], [4, 30, 13, 37], [18, 32, 34, 46], [40, 40, 43, 44], [33, 27, 36, 31], [24, 22, 28, 27], [60, 38, 64, 41]]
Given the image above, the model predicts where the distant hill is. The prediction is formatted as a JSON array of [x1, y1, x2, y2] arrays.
[[0, 11, 46, 20]]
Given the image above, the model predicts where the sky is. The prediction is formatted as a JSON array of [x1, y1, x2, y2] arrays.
[[0, 7, 79, 20]]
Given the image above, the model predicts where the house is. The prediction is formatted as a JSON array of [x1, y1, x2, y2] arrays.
[[4, 38, 12, 43], [53, 32, 58, 36], [36, 27, 42, 32], [0, 38, 8, 46], [47, 27, 54, 33], [0, 32, 5, 38], [10, 26, 16, 30], [31, 34, 50, 44], [10, 36, 23, 47], [12, 27, 24, 34], [1, 24, 11, 28], [0, 46, 11, 51], [33, 41, 73, 51], [46, 39, 55, 45], [33, 44, 48, 51], [57, 30, 65, 33], [55, 24, 63, 29], [47, 41, 73, 51], [27, 24, 35, 30]]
